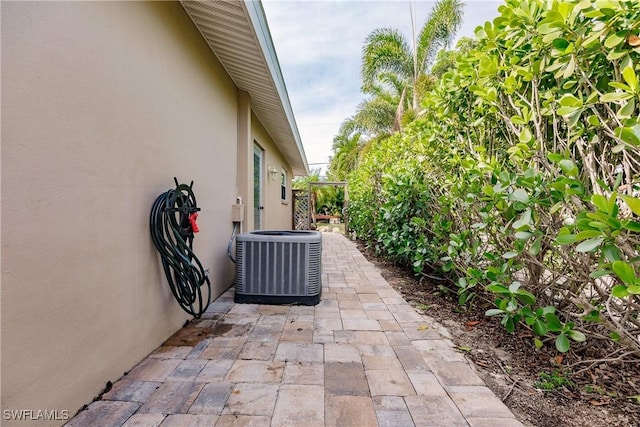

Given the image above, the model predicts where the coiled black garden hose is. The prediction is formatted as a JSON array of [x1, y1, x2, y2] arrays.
[[150, 178, 211, 318]]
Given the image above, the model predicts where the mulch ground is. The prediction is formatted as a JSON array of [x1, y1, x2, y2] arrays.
[[357, 241, 640, 427]]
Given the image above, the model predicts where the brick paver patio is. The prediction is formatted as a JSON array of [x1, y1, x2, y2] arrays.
[[67, 232, 523, 427]]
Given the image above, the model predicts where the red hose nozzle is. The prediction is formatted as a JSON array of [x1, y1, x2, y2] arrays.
[[189, 213, 199, 233]]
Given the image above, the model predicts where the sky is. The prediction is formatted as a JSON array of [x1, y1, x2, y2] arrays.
[[261, 0, 503, 177]]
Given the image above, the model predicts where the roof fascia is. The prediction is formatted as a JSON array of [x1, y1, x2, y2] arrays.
[[243, 0, 309, 176]]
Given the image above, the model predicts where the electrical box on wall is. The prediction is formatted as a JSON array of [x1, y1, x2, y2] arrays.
[[232, 203, 245, 222]]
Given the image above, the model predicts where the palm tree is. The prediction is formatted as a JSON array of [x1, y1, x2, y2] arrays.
[[337, 74, 405, 144], [329, 0, 464, 180], [353, 95, 398, 137], [328, 82, 406, 180], [361, 0, 464, 114], [328, 120, 364, 181], [356, 71, 411, 134]]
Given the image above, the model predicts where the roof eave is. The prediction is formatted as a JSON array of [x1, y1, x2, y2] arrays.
[[180, 0, 309, 176], [243, 0, 309, 176]]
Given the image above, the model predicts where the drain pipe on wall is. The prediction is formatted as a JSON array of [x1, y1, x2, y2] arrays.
[[227, 197, 244, 264]]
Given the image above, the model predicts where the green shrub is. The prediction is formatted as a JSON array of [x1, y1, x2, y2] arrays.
[[348, 0, 640, 353]]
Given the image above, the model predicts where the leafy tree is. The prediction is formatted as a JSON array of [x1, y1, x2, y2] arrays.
[[430, 37, 476, 78]]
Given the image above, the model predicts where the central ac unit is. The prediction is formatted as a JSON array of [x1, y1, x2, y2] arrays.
[[234, 230, 322, 305]]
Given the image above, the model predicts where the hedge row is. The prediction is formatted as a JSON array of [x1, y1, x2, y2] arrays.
[[348, 0, 640, 353]]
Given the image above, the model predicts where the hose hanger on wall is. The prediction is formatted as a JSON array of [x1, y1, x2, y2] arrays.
[[150, 178, 211, 318]]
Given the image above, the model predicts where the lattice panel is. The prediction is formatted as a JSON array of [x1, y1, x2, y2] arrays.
[[293, 190, 310, 230]]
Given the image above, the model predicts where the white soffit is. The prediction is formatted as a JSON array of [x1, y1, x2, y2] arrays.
[[180, 0, 309, 176]]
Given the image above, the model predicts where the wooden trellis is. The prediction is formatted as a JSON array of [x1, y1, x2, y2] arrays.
[[292, 189, 310, 230], [293, 182, 349, 235]]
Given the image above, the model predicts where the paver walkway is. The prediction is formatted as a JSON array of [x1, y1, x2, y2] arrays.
[[67, 233, 523, 427]]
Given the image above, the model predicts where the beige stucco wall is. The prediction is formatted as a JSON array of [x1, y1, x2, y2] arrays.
[[1, 2, 244, 424], [251, 113, 294, 230]]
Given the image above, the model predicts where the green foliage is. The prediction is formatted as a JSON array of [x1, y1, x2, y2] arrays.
[[360, 0, 464, 131], [292, 169, 321, 190], [331, 0, 465, 186], [431, 37, 477, 78], [315, 186, 345, 217], [328, 126, 362, 182], [348, 0, 640, 354], [293, 170, 344, 216], [535, 370, 574, 391]]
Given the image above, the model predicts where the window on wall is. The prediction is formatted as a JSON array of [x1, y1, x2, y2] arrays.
[[281, 169, 287, 201]]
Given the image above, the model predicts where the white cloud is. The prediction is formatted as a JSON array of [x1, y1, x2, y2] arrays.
[[263, 0, 502, 176]]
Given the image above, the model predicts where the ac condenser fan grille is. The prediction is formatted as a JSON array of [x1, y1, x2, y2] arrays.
[[234, 230, 322, 305]]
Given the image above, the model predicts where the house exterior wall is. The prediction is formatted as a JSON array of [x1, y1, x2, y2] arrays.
[[251, 112, 294, 230], [0, 2, 266, 423]]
